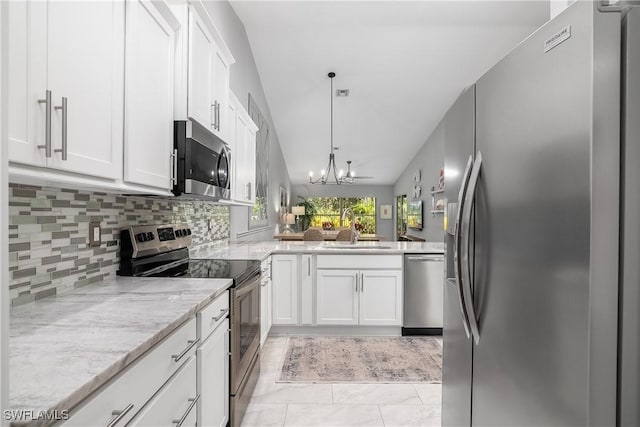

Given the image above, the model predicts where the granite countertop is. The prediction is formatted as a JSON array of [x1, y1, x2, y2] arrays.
[[196, 240, 444, 261], [9, 276, 233, 421]]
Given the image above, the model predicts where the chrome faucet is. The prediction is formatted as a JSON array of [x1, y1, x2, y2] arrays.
[[341, 208, 359, 244]]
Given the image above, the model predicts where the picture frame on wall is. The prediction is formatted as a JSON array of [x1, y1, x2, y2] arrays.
[[380, 204, 392, 219]]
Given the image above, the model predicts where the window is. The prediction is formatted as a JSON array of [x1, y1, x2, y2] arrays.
[[307, 197, 376, 234]]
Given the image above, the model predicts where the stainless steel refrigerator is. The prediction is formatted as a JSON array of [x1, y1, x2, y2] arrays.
[[442, 2, 640, 426]]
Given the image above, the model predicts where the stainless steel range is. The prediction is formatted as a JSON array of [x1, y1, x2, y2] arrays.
[[118, 224, 261, 427]]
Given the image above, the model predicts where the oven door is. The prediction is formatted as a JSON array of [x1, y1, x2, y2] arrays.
[[231, 270, 261, 393]]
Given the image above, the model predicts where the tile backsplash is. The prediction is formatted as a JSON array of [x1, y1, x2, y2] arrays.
[[8, 184, 230, 306]]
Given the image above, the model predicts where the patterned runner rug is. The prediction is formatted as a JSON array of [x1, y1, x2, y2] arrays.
[[277, 336, 442, 383]]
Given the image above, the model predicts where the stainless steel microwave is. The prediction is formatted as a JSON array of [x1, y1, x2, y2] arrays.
[[173, 120, 230, 201]]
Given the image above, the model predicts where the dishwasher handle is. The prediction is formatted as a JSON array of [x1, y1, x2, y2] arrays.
[[405, 255, 443, 262]]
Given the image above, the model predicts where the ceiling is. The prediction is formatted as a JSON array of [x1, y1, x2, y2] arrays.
[[230, 1, 549, 185]]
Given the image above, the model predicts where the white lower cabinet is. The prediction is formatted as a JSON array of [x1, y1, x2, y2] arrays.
[[359, 270, 403, 325], [127, 356, 197, 427], [60, 319, 197, 426], [315, 255, 404, 327], [316, 270, 358, 325], [197, 318, 229, 427], [271, 254, 298, 325], [60, 291, 231, 427]]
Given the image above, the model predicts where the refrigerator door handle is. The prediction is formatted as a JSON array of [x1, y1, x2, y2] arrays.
[[461, 151, 483, 345], [453, 155, 474, 338]]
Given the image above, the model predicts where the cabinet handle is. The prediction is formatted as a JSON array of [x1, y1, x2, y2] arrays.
[[361, 273, 364, 292], [307, 258, 311, 276], [172, 394, 200, 427], [211, 101, 217, 130], [246, 182, 252, 200], [106, 403, 134, 427], [212, 308, 229, 322], [269, 260, 272, 281], [170, 148, 178, 185], [355, 273, 359, 293], [171, 339, 199, 363], [54, 97, 68, 160], [37, 90, 52, 157], [216, 101, 221, 131]]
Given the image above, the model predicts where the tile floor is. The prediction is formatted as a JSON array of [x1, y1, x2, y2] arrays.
[[240, 337, 442, 427]]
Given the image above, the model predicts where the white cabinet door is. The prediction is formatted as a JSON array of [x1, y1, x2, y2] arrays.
[[197, 320, 229, 427], [127, 356, 197, 426], [46, 1, 124, 179], [272, 255, 298, 325], [124, 0, 177, 190], [7, 1, 47, 167], [187, 6, 214, 129], [244, 123, 257, 204], [359, 270, 403, 326], [211, 49, 230, 140], [316, 270, 358, 326], [300, 255, 314, 325]]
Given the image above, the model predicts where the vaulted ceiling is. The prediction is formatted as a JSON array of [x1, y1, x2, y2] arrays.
[[231, 1, 549, 184]]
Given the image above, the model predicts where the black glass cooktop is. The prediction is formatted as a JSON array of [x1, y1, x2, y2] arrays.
[[144, 258, 260, 282]]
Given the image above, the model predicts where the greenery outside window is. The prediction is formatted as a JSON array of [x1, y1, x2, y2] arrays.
[[307, 197, 376, 234]]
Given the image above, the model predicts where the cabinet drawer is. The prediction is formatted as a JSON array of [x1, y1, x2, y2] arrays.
[[127, 356, 197, 426], [62, 318, 197, 426], [197, 291, 229, 341], [316, 255, 402, 270]]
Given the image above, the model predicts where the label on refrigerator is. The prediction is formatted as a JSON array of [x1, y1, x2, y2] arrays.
[[544, 25, 571, 53]]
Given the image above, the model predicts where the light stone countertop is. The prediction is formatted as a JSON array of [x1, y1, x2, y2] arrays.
[[196, 240, 444, 261], [9, 276, 233, 423]]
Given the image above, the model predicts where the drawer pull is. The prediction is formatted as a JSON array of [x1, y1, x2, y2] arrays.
[[173, 394, 200, 427], [212, 308, 229, 322], [107, 403, 134, 427], [171, 339, 199, 363]]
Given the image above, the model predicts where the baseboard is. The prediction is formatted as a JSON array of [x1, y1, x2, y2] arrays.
[[401, 327, 443, 336]]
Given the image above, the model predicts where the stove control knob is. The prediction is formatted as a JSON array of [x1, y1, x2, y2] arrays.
[[136, 233, 146, 242], [146, 232, 155, 241], [186, 228, 192, 235], [176, 230, 183, 237]]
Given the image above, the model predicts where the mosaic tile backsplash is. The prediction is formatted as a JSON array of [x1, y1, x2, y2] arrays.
[[8, 184, 230, 306]]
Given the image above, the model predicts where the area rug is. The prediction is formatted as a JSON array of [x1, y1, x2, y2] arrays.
[[277, 336, 442, 383]]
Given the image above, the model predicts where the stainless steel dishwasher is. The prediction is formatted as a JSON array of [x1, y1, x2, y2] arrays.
[[402, 254, 444, 335]]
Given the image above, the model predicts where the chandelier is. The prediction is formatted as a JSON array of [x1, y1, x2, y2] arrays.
[[308, 72, 356, 185]]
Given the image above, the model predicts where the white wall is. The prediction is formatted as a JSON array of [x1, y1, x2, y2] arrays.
[[393, 121, 445, 242], [550, 0, 575, 19], [203, 1, 291, 241], [1, 0, 9, 422], [291, 184, 395, 241]]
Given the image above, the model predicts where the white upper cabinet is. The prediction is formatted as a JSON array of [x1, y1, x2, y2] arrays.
[[187, 7, 215, 130], [176, 2, 234, 142], [8, 1, 124, 180], [124, 0, 179, 190], [228, 92, 257, 205]]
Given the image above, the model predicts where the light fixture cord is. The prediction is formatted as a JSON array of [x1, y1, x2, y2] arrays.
[[330, 74, 334, 153]]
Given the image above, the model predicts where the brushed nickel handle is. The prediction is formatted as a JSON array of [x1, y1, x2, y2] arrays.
[[454, 155, 474, 339], [360, 272, 364, 292], [170, 148, 178, 185], [216, 101, 221, 131], [54, 97, 68, 160], [212, 308, 229, 322], [171, 339, 199, 363], [107, 403, 134, 427], [307, 257, 311, 276], [37, 90, 52, 157], [172, 395, 200, 427]]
